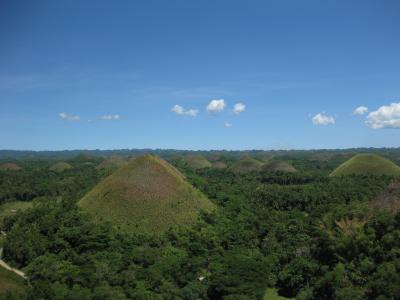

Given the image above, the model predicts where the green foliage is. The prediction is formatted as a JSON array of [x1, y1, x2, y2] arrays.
[[1, 151, 400, 299]]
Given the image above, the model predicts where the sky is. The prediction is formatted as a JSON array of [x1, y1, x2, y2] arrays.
[[1, 0, 400, 150]]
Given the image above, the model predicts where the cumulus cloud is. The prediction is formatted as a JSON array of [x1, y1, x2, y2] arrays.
[[206, 99, 226, 114], [59, 112, 80, 121], [171, 105, 198, 117], [233, 102, 246, 114], [366, 102, 400, 129], [101, 114, 120, 120], [224, 122, 232, 128], [353, 106, 369, 115], [312, 113, 335, 126]]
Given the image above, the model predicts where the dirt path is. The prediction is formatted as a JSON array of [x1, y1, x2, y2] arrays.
[[0, 233, 26, 279]]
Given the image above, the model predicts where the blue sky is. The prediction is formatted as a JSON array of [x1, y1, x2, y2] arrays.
[[1, 0, 400, 150]]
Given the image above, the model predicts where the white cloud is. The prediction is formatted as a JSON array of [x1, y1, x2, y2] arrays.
[[312, 113, 335, 126], [101, 114, 120, 120], [366, 102, 400, 129], [353, 106, 368, 115], [224, 122, 232, 128], [59, 112, 80, 121], [206, 99, 226, 114], [233, 102, 246, 114], [171, 105, 198, 117]]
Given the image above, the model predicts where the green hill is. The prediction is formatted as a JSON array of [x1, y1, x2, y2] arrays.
[[49, 161, 72, 172], [96, 155, 127, 171], [262, 161, 297, 173], [182, 154, 212, 169], [230, 156, 263, 174], [330, 154, 400, 177], [79, 155, 214, 233], [0, 163, 21, 171]]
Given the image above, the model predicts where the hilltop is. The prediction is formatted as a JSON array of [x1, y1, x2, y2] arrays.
[[230, 156, 263, 173], [79, 155, 214, 233], [49, 162, 72, 172], [0, 163, 21, 171], [330, 154, 400, 177], [182, 154, 212, 169], [262, 161, 297, 173]]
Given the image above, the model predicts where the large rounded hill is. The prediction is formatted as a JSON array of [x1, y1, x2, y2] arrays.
[[182, 154, 212, 169], [230, 156, 263, 173], [330, 154, 400, 177], [79, 155, 214, 233], [262, 161, 297, 173]]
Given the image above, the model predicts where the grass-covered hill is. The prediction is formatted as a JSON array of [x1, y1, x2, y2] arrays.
[[182, 154, 212, 169], [96, 154, 127, 171], [49, 162, 72, 172], [0, 163, 21, 171], [229, 156, 263, 173], [262, 161, 297, 173], [79, 155, 215, 233], [330, 154, 400, 177]]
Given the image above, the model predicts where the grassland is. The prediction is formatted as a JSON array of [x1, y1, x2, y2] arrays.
[[0, 267, 27, 300], [229, 156, 263, 173], [182, 154, 212, 169], [79, 155, 215, 233], [0, 201, 33, 225], [330, 154, 400, 177], [262, 161, 297, 173]]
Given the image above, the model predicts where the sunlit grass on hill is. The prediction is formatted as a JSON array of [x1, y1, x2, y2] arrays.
[[79, 155, 215, 233], [330, 154, 400, 177], [230, 156, 263, 173]]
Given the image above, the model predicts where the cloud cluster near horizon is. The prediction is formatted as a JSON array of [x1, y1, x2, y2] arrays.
[[59, 112, 80, 121], [233, 102, 246, 114], [206, 99, 226, 114], [312, 113, 335, 126], [171, 99, 246, 127], [366, 102, 400, 129], [101, 114, 120, 120], [353, 106, 369, 115], [171, 105, 198, 117]]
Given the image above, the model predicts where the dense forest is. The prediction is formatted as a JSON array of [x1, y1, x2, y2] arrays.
[[1, 150, 400, 299]]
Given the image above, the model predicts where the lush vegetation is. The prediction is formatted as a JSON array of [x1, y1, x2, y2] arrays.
[[0, 151, 400, 299], [79, 155, 215, 233]]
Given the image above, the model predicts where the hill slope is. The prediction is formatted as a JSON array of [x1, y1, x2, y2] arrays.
[[262, 161, 297, 173], [230, 156, 263, 173], [79, 155, 214, 232], [330, 154, 400, 177], [182, 155, 212, 169], [96, 155, 127, 171]]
